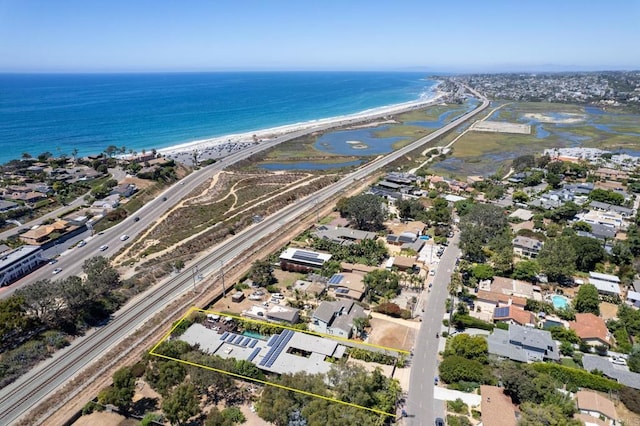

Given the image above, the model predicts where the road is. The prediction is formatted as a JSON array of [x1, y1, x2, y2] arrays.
[[405, 233, 460, 425], [0, 95, 488, 424]]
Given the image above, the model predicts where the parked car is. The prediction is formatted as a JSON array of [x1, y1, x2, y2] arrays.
[[271, 293, 284, 299]]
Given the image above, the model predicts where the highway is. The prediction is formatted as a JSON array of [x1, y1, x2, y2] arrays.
[[405, 233, 460, 425], [0, 95, 488, 424]]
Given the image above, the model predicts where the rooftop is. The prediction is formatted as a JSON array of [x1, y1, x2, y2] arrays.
[[569, 313, 610, 344], [575, 390, 617, 421]]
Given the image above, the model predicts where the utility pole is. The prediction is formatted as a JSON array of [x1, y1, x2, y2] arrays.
[[220, 260, 226, 297], [192, 265, 199, 294]]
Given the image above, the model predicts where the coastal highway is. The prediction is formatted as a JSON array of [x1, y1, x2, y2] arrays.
[[1, 95, 448, 299], [405, 233, 460, 425], [0, 95, 488, 424]]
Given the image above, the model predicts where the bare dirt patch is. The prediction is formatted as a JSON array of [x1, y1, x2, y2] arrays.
[[72, 411, 126, 426], [600, 301, 619, 321], [368, 317, 416, 351]]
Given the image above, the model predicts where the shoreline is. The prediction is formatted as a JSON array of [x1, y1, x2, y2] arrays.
[[160, 88, 448, 165]]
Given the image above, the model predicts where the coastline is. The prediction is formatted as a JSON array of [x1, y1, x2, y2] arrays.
[[160, 89, 447, 165]]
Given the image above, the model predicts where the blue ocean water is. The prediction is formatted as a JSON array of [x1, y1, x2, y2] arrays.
[[0, 72, 438, 164]]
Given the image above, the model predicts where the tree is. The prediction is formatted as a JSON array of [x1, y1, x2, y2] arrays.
[[546, 172, 562, 189], [83, 256, 121, 296], [512, 191, 529, 203], [589, 189, 625, 206], [471, 264, 494, 281], [518, 402, 581, 426], [338, 194, 386, 231], [248, 259, 276, 287], [363, 269, 400, 302], [396, 199, 425, 220], [100, 366, 136, 410], [439, 356, 492, 384], [513, 260, 540, 282], [545, 202, 580, 222], [104, 145, 119, 158], [573, 284, 600, 315], [537, 237, 576, 283], [569, 236, 605, 272], [444, 334, 488, 363], [426, 197, 452, 225], [162, 382, 200, 425], [629, 345, 640, 373], [512, 154, 536, 172]]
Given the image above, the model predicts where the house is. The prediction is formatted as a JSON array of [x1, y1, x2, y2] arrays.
[[588, 272, 621, 297], [19, 220, 71, 245], [589, 201, 634, 218], [312, 226, 376, 245], [487, 323, 559, 362], [576, 210, 624, 230], [279, 248, 331, 272], [91, 194, 120, 210], [509, 208, 534, 221], [594, 167, 629, 181], [386, 232, 418, 246], [493, 305, 536, 326], [575, 390, 618, 425], [0, 200, 19, 212], [231, 292, 245, 303], [569, 313, 611, 347], [326, 272, 366, 301], [490, 276, 535, 299], [110, 183, 137, 198], [626, 291, 640, 308], [0, 245, 45, 286], [242, 304, 300, 324], [576, 223, 617, 241], [391, 256, 418, 272], [480, 385, 518, 426], [512, 236, 543, 258], [310, 300, 366, 338]]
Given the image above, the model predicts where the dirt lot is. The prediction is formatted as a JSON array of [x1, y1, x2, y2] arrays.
[[367, 315, 417, 352], [73, 411, 128, 426], [600, 302, 619, 321]]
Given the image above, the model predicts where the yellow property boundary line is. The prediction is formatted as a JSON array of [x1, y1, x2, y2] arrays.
[[149, 307, 410, 417]]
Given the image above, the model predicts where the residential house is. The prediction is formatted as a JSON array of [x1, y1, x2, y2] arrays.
[[310, 300, 366, 338], [626, 291, 640, 308], [110, 183, 138, 198], [480, 385, 518, 426], [242, 305, 300, 325], [512, 236, 544, 258], [487, 323, 559, 362], [594, 167, 629, 181], [19, 220, 71, 245], [312, 226, 376, 245], [279, 248, 332, 272], [575, 390, 618, 425], [0, 200, 19, 212], [490, 276, 536, 299], [326, 272, 366, 301], [576, 223, 617, 241], [493, 305, 536, 326], [576, 210, 625, 231], [569, 313, 611, 347], [589, 201, 634, 218], [589, 272, 621, 297], [0, 245, 45, 286], [91, 194, 120, 210]]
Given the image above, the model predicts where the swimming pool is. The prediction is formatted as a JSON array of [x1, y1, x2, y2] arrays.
[[551, 295, 569, 310], [242, 330, 267, 340]]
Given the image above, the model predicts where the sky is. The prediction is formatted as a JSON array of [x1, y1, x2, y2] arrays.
[[0, 0, 639, 73]]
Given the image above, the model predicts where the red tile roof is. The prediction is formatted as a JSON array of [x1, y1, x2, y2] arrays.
[[569, 313, 610, 345]]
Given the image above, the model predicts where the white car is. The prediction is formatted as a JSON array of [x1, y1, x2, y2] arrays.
[[120, 234, 129, 241], [77, 240, 86, 247], [52, 268, 62, 275], [429, 269, 436, 276], [99, 245, 108, 251], [611, 357, 627, 366]]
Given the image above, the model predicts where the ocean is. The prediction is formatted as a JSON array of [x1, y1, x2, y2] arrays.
[[0, 72, 438, 165]]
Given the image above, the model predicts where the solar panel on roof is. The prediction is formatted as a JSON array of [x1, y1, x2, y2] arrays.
[[247, 348, 260, 362], [249, 339, 257, 348], [494, 306, 510, 318], [336, 288, 349, 294], [266, 334, 277, 346], [292, 254, 324, 264], [235, 335, 244, 344], [225, 333, 235, 342], [328, 274, 344, 284], [220, 331, 229, 340], [293, 250, 319, 258], [241, 337, 250, 346]]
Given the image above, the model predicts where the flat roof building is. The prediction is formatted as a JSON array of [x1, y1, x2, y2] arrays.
[[0, 245, 44, 286], [279, 248, 331, 272]]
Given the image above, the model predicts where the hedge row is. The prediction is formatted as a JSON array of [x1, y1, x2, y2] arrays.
[[532, 363, 622, 392]]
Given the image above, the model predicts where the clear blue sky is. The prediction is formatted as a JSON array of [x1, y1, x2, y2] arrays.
[[1, 0, 638, 72]]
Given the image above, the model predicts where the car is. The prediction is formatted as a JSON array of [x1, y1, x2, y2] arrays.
[[435, 418, 445, 426], [48, 259, 58, 265], [429, 269, 436, 276], [99, 245, 108, 251], [271, 293, 284, 299], [611, 357, 627, 366], [133, 216, 140, 222], [162, 196, 167, 201], [52, 268, 62, 275], [77, 240, 86, 247], [120, 234, 129, 241], [434, 376, 439, 385]]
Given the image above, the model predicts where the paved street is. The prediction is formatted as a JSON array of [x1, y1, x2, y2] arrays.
[[406, 232, 460, 425]]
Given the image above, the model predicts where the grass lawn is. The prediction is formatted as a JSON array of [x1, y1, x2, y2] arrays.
[[560, 358, 581, 369]]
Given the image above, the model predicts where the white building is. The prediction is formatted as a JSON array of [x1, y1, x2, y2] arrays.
[[0, 245, 45, 286]]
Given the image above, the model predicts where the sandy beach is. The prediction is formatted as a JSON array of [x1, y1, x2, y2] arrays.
[[160, 90, 447, 166]]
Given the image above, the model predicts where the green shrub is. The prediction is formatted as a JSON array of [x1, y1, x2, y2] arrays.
[[495, 322, 509, 330], [446, 415, 472, 426], [447, 398, 468, 414], [452, 314, 494, 331], [531, 363, 622, 392], [348, 347, 398, 365], [439, 356, 494, 384], [82, 400, 103, 415]]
